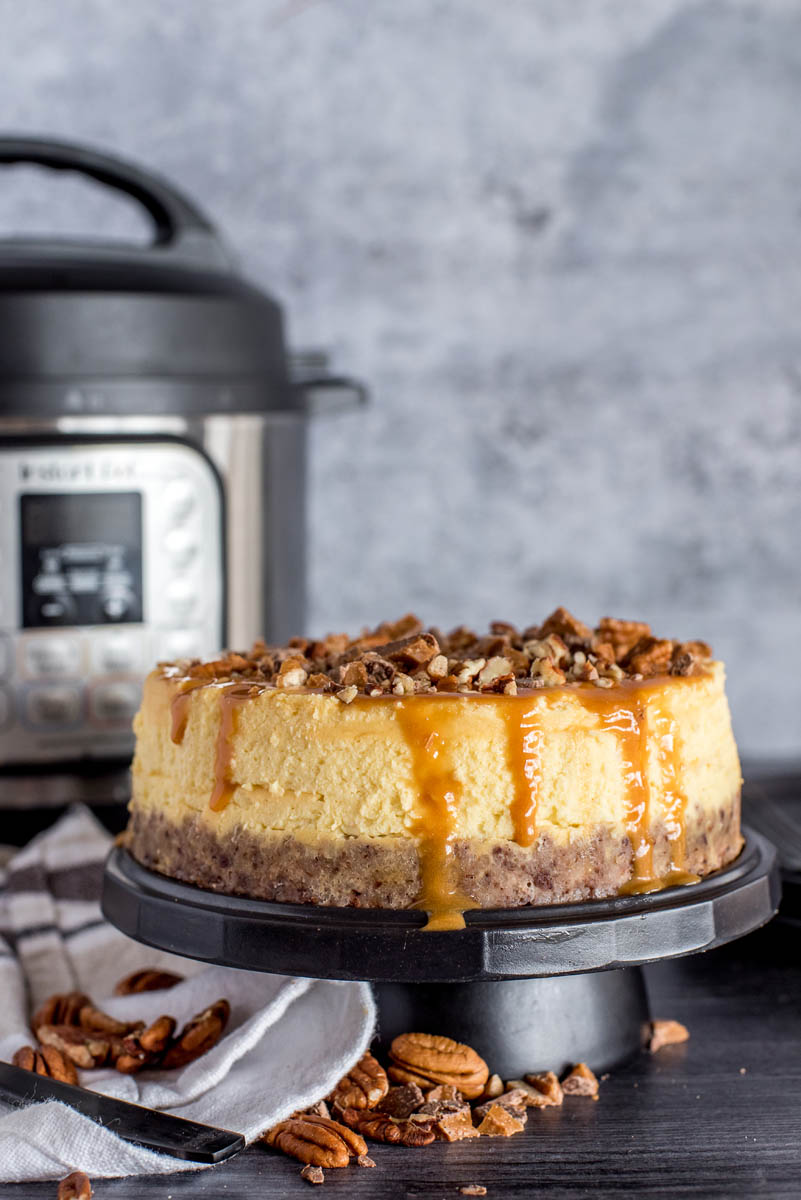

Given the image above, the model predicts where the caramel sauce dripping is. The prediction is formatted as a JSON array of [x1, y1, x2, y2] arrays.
[[210, 683, 256, 812], [650, 707, 700, 889], [394, 700, 477, 931], [169, 680, 205, 745]]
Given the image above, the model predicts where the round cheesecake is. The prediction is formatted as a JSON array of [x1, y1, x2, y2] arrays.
[[126, 609, 743, 928]]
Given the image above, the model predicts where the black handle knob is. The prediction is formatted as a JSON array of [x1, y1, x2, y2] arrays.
[[0, 135, 216, 246]]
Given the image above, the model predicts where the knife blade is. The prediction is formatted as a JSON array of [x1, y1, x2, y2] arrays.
[[0, 1062, 245, 1163]]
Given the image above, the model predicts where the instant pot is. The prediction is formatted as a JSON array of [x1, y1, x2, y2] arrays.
[[0, 136, 365, 813]]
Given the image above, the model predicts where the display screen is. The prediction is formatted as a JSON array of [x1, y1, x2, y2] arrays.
[[20, 492, 144, 628]]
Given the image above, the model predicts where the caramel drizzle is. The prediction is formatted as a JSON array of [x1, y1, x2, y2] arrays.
[[394, 700, 476, 931], [210, 683, 255, 812], [651, 708, 700, 888], [169, 679, 206, 744]]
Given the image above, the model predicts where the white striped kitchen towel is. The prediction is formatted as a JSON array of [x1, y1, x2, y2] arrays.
[[0, 805, 375, 1182]]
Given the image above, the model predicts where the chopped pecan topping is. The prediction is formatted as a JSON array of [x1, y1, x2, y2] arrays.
[[57, 1172, 92, 1200], [161, 999, 229, 1069], [648, 1018, 690, 1052], [561, 1061, 600, 1098], [114, 968, 184, 995], [263, 1114, 366, 1167], [329, 1051, 389, 1111], [13, 1043, 78, 1085], [388, 1032, 489, 1100], [165, 608, 715, 696]]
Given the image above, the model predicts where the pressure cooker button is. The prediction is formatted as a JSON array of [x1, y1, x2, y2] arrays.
[[163, 527, 198, 568], [25, 685, 83, 728], [101, 590, 135, 622], [164, 478, 196, 524], [92, 633, 144, 675], [24, 636, 82, 679], [89, 682, 142, 724], [166, 578, 197, 620]]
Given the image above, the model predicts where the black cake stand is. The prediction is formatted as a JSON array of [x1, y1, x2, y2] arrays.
[[102, 828, 779, 1078]]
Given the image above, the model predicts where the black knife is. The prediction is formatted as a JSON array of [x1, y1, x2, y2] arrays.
[[0, 1062, 245, 1163]]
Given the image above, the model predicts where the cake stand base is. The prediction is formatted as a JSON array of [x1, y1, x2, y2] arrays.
[[374, 969, 649, 1077], [102, 829, 779, 1076]]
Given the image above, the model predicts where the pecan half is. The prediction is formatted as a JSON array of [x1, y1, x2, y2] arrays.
[[36, 1025, 110, 1069], [329, 1051, 389, 1110], [388, 1032, 489, 1100], [561, 1061, 599, 1098], [341, 1108, 435, 1147], [622, 637, 674, 678], [161, 999, 229, 1069], [595, 617, 652, 661], [12, 1043, 78, 1086], [115, 1015, 177, 1073], [113, 968, 184, 996], [263, 1114, 366, 1167], [57, 1172, 92, 1200], [31, 992, 90, 1032], [78, 1004, 143, 1037]]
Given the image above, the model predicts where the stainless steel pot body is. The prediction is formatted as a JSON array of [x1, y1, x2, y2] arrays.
[[0, 411, 306, 806]]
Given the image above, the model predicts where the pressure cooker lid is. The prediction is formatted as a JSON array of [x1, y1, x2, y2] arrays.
[[0, 137, 303, 416]]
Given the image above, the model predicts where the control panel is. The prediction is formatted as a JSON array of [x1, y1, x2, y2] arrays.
[[0, 441, 224, 766]]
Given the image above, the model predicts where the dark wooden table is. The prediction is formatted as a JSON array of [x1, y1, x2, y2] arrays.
[[7, 914, 800, 1199]]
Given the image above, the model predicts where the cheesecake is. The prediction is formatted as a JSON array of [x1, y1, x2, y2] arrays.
[[126, 609, 743, 928]]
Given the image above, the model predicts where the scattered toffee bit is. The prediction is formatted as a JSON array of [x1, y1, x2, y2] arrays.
[[163, 608, 714, 698], [57, 1173, 92, 1200], [300, 1163, 325, 1184], [358, 1153, 376, 1167], [648, 1019, 690, 1052], [459, 1188, 488, 1197], [476, 1103, 526, 1137], [561, 1062, 600, 1099]]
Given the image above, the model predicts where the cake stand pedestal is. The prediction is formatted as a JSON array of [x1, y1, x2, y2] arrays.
[[102, 828, 779, 1078]]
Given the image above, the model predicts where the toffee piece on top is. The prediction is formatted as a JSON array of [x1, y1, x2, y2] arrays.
[[125, 609, 743, 929]]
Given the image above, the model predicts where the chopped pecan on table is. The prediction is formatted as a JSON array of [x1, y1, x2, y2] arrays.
[[31, 992, 90, 1033], [305, 1099, 331, 1119], [113, 968, 184, 995], [357, 1153, 376, 1167], [35, 1025, 111, 1070], [648, 1018, 690, 1052], [340, 1107, 435, 1147], [375, 1083, 426, 1119], [561, 1062, 600, 1099], [299, 1163, 325, 1185], [161, 999, 229, 1069], [263, 1113, 366, 1167], [476, 1102, 526, 1137], [523, 1070, 564, 1106], [12, 1043, 78, 1086], [477, 1073, 504, 1101], [57, 1171, 92, 1200], [329, 1050, 389, 1110], [388, 1032, 489, 1099], [115, 1015, 177, 1074]]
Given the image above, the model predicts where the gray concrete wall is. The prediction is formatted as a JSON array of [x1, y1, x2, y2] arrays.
[[0, 0, 799, 756]]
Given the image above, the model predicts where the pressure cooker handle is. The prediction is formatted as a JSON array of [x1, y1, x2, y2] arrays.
[[0, 135, 216, 247], [295, 374, 369, 416]]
